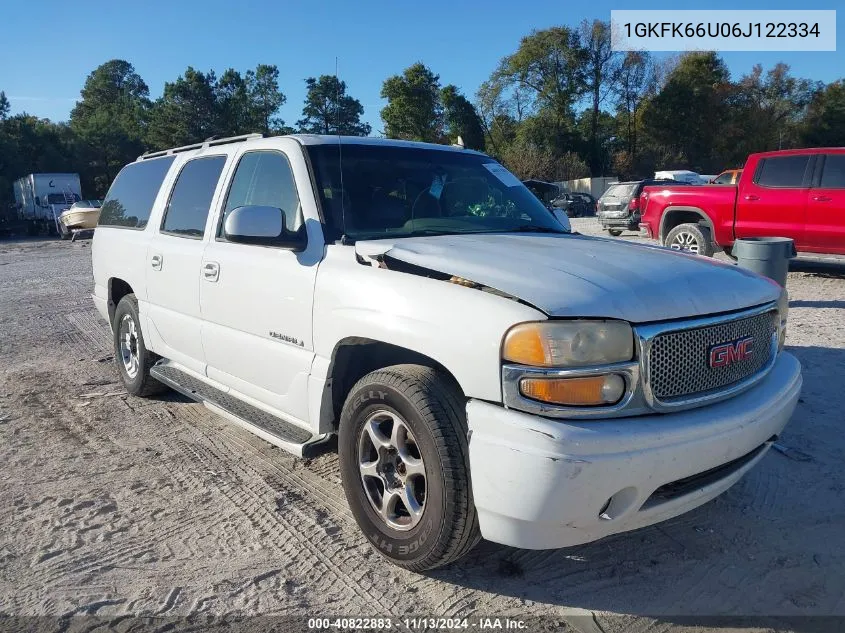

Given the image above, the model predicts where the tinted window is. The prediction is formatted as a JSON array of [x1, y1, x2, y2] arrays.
[[161, 156, 226, 238], [221, 151, 301, 235], [307, 144, 566, 241], [99, 157, 176, 228], [820, 155, 845, 189], [602, 184, 637, 199], [46, 193, 80, 204], [756, 156, 810, 188], [713, 173, 733, 184]]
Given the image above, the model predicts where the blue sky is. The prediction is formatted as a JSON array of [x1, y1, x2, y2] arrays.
[[1, 0, 842, 134]]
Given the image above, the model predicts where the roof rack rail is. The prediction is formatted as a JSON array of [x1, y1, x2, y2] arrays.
[[138, 133, 264, 160]]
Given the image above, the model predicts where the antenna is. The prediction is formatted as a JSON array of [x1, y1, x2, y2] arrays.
[[336, 56, 348, 245]]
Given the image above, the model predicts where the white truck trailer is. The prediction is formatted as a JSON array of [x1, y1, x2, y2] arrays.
[[12, 173, 82, 235]]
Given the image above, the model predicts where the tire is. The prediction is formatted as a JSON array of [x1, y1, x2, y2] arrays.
[[607, 229, 623, 237], [112, 295, 167, 397], [338, 364, 480, 571], [664, 223, 714, 257]]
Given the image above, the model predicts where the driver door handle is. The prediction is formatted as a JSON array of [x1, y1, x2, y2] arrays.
[[812, 195, 832, 202], [744, 194, 759, 201], [203, 261, 220, 282], [151, 254, 162, 270]]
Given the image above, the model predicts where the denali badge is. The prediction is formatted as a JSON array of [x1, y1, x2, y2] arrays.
[[709, 336, 753, 368], [269, 331, 304, 347]]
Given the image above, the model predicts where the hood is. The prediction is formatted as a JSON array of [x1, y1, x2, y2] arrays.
[[355, 233, 780, 323]]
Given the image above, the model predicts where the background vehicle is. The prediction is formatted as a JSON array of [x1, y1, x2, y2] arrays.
[[711, 169, 743, 185], [598, 179, 689, 235], [654, 170, 703, 184], [551, 192, 596, 217], [640, 148, 845, 257], [11, 173, 82, 235]]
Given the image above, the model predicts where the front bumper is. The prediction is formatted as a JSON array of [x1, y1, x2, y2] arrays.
[[467, 352, 801, 549]]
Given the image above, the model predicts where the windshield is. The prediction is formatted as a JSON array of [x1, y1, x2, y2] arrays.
[[306, 143, 566, 241], [601, 184, 637, 200]]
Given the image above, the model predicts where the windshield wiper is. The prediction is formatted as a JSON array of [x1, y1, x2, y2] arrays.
[[510, 225, 567, 234]]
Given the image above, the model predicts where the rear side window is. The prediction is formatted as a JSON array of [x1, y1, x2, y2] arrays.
[[755, 156, 810, 188], [220, 151, 301, 235], [99, 156, 176, 229], [820, 155, 845, 189], [602, 184, 637, 199], [161, 156, 227, 238]]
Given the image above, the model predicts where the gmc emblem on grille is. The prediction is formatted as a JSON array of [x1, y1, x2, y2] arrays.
[[709, 336, 754, 368]]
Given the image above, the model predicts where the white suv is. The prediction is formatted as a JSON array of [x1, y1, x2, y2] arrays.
[[92, 133, 802, 570]]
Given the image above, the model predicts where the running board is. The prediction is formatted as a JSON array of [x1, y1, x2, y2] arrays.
[[150, 363, 332, 458]]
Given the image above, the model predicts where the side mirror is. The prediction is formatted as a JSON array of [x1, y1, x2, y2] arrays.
[[551, 209, 571, 232], [223, 205, 306, 251]]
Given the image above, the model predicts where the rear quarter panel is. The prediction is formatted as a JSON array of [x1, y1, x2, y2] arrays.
[[641, 185, 738, 245], [91, 226, 154, 324]]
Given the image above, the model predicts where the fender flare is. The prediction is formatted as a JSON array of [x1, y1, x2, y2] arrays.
[[659, 206, 716, 244]]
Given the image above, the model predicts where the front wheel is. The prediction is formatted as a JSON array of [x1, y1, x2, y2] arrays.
[[607, 228, 623, 237], [664, 223, 714, 257], [338, 364, 480, 571]]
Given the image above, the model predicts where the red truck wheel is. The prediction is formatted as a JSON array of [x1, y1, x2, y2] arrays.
[[665, 223, 714, 257]]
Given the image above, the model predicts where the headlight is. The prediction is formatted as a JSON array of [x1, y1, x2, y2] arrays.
[[502, 320, 634, 367], [777, 288, 789, 351]]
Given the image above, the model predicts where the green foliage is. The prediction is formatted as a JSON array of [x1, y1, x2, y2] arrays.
[[491, 26, 588, 141], [70, 60, 150, 195], [297, 75, 370, 136], [800, 80, 845, 147], [0, 91, 10, 121], [147, 67, 219, 150], [440, 85, 484, 150], [247, 64, 287, 135], [640, 52, 732, 172], [146, 64, 289, 150], [381, 63, 443, 142]]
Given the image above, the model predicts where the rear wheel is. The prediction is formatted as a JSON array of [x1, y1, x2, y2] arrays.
[[607, 229, 623, 237], [112, 295, 167, 397], [664, 223, 714, 257], [338, 364, 480, 571]]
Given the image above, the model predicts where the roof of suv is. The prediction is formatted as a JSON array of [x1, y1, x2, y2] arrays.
[[138, 133, 487, 161]]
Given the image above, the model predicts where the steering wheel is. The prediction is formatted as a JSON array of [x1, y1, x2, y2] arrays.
[[409, 187, 442, 221]]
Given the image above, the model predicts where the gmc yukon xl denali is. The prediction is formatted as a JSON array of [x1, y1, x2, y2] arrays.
[[640, 148, 845, 257], [92, 134, 802, 570]]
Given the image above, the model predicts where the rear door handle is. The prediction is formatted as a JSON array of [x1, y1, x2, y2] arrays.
[[744, 194, 759, 201], [812, 195, 832, 202], [151, 254, 162, 270], [202, 261, 220, 282]]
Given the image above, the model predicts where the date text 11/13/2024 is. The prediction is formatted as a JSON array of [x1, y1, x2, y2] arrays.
[[307, 618, 527, 630]]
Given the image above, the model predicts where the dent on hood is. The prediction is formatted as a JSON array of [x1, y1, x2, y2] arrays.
[[355, 242, 523, 303]]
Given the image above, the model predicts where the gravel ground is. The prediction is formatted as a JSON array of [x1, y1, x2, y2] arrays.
[[0, 225, 843, 632]]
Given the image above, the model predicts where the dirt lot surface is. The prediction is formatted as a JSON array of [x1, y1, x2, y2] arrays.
[[1, 222, 843, 632]]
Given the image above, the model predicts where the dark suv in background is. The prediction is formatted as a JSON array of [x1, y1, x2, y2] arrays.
[[598, 179, 691, 235]]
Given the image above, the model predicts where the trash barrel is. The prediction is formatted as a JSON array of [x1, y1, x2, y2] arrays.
[[732, 237, 796, 287]]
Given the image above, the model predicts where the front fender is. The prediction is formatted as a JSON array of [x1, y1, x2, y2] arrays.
[[312, 246, 546, 402]]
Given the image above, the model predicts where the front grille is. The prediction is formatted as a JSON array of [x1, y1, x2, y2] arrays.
[[647, 310, 777, 401]]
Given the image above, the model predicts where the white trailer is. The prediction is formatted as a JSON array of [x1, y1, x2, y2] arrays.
[[12, 173, 82, 234], [562, 177, 619, 199]]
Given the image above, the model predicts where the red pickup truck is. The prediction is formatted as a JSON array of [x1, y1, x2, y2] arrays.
[[639, 148, 845, 257]]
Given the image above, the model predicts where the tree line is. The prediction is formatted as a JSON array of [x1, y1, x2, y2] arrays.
[[2, 19, 845, 210]]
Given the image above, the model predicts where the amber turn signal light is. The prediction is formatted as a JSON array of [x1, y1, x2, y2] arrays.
[[519, 375, 625, 407]]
